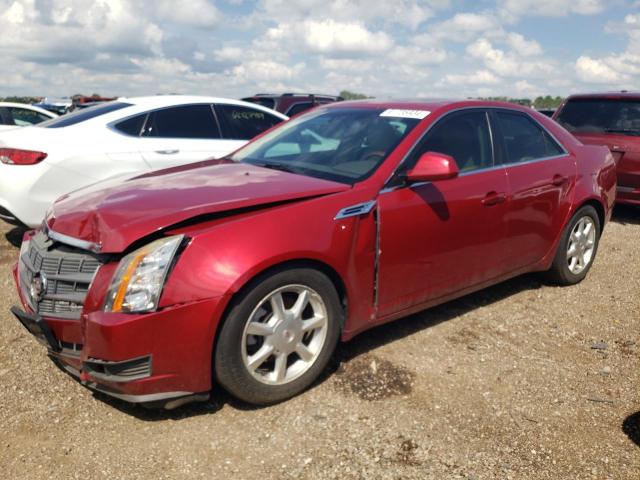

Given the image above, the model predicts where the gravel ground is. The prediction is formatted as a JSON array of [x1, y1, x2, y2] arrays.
[[0, 207, 638, 480]]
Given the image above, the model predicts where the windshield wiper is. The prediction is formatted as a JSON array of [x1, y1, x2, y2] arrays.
[[604, 128, 640, 136], [252, 161, 300, 175]]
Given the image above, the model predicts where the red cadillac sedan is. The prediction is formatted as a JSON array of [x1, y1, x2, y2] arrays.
[[12, 100, 616, 408]]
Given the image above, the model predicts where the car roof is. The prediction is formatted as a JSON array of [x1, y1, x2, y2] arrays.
[[322, 98, 535, 113], [117, 95, 288, 117], [247, 93, 342, 99], [0, 102, 58, 116], [564, 91, 640, 100]]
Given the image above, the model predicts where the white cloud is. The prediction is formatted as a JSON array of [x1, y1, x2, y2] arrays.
[[0, 0, 633, 101], [575, 56, 626, 83], [0, 0, 166, 61], [232, 60, 306, 85], [438, 70, 501, 86], [574, 11, 640, 87], [257, 0, 445, 29], [154, 0, 221, 27], [513, 80, 539, 96], [505, 33, 542, 57], [498, 0, 606, 21], [392, 45, 448, 65], [267, 19, 393, 56], [428, 12, 500, 42], [304, 20, 393, 55], [467, 37, 554, 78]]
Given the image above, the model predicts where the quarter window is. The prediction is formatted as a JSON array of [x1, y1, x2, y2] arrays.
[[215, 105, 284, 140], [114, 114, 147, 136], [408, 110, 493, 173], [143, 105, 220, 139], [0, 107, 10, 125], [495, 111, 564, 164]]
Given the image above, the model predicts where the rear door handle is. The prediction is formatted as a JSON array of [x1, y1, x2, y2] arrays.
[[481, 191, 507, 207], [552, 174, 568, 186], [155, 149, 180, 155]]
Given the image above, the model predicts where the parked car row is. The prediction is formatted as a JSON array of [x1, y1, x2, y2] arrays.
[[0, 96, 288, 227], [0, 102, 57, 131], [3, 89, 631, 410], [242, 92, 344, 116]]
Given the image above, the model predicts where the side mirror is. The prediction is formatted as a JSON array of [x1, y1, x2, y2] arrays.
[[406, 151, 459, 183]]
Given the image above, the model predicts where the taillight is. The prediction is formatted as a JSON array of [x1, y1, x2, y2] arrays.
[[0, 148, 47, 165]]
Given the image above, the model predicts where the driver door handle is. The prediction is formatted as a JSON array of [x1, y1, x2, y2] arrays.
[[481, 191, 507, 207], [155, 149, 180, 155]]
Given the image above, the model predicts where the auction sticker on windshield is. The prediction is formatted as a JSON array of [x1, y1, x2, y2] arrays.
[[380, 109, 431, 120]]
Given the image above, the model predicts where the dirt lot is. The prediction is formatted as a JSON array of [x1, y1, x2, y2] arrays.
[[0, 208, 638, 480]]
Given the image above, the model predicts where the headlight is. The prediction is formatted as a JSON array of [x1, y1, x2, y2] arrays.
[[104, 235, 184, 313]]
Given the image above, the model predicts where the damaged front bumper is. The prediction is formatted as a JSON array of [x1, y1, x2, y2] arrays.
[[10, 297, 223, 409]]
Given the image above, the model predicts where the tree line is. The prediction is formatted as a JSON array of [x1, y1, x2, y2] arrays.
[[3, 92, 566, 110], [340, 91, 564, 109], [477, 96, 564, 109]]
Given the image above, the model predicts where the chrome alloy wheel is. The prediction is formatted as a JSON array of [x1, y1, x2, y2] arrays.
[[241, 285, 329, 385], [566, 216, 596, 275]]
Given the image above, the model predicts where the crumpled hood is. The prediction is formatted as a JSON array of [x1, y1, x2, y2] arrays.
[[47, 160, 350, 253]]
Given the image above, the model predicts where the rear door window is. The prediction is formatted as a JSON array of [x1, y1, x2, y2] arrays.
[[556, 98, 640, 135], [495, 111, 565, 164], [142, 104, 221, 139], [215, 104, 284, 140]]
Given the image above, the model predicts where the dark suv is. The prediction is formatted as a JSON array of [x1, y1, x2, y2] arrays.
[[554, 92, 640, 205], [242, 93, 343, 117]]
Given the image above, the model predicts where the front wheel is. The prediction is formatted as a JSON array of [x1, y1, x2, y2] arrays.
[[214, 268, 342, 405], [547, 205, 601, 285]]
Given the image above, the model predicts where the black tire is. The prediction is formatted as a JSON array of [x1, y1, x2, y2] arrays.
[[214, 267, 342, 405], [547, 205, 601, 285]]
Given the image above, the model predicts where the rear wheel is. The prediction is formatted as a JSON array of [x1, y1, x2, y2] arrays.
[[547, 205, 601, 285], [214, 268, 342, 405]]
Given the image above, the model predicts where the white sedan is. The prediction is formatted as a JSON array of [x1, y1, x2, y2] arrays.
[[0, 102, 57, 131], [0, 95, 288, 227]]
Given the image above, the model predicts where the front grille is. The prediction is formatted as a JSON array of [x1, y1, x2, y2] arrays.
[[19, 231, 103, 320]]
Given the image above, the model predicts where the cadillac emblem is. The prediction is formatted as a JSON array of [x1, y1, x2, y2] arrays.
[[29, 272, 48, 304]]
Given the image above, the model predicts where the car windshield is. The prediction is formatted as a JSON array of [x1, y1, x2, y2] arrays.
[[38, 101, 132, 128], [230, 107, 422, 184], [556, 98, 640, 135]]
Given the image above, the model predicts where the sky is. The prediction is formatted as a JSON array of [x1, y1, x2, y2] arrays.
[[0, 0, 639, 100]]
